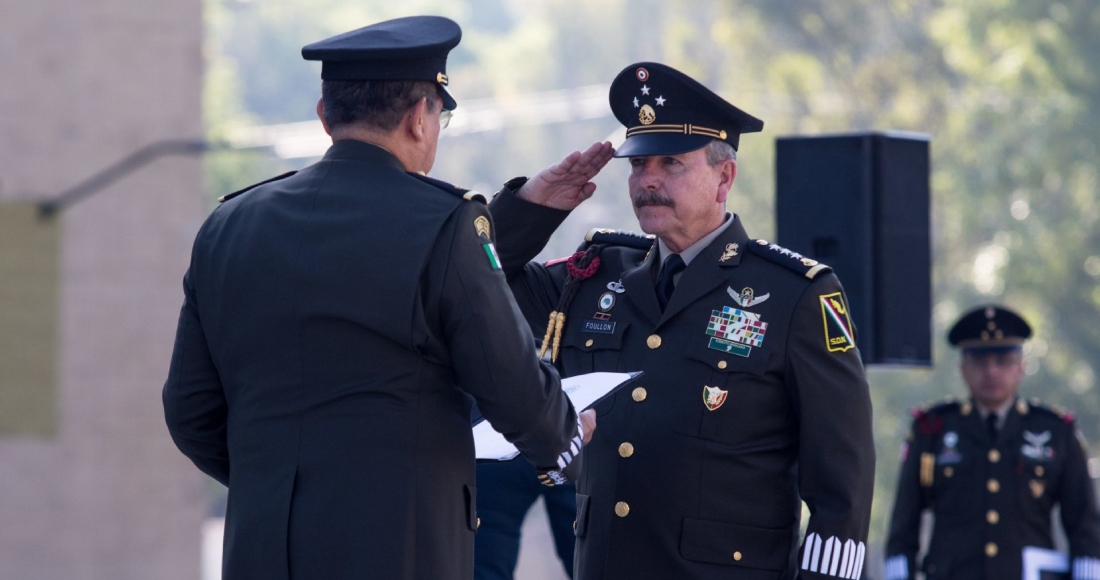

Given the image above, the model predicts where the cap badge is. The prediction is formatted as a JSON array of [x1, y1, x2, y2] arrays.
[[639, 104, 656, 125], [436, 72, 449, 85], [719, 243, 739, 262], [703, 385, 728, 411], [635, 67, 649, 81]]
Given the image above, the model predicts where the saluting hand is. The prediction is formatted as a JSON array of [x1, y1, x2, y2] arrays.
[[517, 141, 615, 210]]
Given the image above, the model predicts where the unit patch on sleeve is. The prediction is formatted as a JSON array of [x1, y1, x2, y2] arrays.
[[819, 292, 855, 352], [472, 215, 501, 270]]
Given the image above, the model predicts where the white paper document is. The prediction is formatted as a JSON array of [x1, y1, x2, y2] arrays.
[[474, 371, 640, 461], [1022, 546, 1069, 580]]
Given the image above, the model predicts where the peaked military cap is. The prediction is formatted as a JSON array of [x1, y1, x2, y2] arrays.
[[301, 15, 461, 110], [609, 62, 764, 157], [948, 305, 1032, 352]]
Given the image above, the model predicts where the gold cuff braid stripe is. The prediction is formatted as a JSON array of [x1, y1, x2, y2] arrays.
[[626, 123, 727, 140]]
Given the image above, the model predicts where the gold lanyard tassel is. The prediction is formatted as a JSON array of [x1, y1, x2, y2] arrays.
[[539, 311, 559, 360], [551, 311, 566, 363]]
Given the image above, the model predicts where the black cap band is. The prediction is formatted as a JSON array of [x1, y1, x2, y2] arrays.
[[320, 57, 448, 82]]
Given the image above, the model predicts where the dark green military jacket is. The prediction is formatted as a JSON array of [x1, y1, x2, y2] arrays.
[[885, 397, 1100, 580], [490, 185, 875, 580], [163, 141, 581, 580]]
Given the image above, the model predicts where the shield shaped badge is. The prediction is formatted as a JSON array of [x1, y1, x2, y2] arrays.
[[703, 385, 728, 411]]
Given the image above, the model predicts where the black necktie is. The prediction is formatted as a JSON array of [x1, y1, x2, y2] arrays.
[[656, 254, 686, 310], [986, 414, 999, 441]]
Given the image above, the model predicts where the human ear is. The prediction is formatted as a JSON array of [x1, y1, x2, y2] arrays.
[[716, 159, 737, 203], [316, 98, 331, 136], [408, 97, 429, 141]]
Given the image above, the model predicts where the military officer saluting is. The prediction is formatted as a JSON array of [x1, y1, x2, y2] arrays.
[[489, 62, 876, 579], [885, 305, 1100, 580], [162, 16, 606, 580]]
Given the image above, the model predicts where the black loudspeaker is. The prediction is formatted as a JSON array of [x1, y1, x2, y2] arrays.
[[776, 132, 931, 366]]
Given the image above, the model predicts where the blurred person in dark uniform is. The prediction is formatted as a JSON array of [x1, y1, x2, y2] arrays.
[[162, 16, 610, 580], [474, 459, 578, 580], [486, 62, 876, 580], [885, 305, 1100, 580]]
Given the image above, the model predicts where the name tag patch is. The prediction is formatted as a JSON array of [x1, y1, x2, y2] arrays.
[[582, 320, 616, 334], [708, 337, 751, 357]]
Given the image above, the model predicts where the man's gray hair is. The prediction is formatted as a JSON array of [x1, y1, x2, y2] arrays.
[[705, 139, 737, 166]]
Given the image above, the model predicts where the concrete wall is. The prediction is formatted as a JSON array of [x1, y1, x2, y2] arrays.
[[0, 0, 206, 577]]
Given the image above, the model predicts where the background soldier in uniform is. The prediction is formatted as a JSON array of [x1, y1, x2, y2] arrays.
[[488, 62, 875, 580], [474, 459, 578, 580], [162, 16, 605, 580], [885, 305, 1100, 580]]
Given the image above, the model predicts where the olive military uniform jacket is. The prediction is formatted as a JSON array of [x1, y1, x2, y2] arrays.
[[885, 398, 1100, 580], [163, 141, 581, 580], [490, 185, 875, 580]]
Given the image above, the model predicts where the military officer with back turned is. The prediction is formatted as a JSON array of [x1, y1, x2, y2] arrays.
[[162, 16, 608, 580]]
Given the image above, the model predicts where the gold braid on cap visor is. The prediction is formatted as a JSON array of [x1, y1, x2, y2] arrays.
[[626, 124, 728, 140]]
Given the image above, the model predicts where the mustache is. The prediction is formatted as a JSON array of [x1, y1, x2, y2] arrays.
[[633, 190, 676, 209]]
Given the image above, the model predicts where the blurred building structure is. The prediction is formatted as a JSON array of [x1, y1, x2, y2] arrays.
[[0, 0, 207, 577]]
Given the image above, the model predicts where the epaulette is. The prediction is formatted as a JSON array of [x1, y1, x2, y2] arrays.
[[218, 171, 297, 203], [1026, 398, 1076, 423], [583, 228, 655, 250], [911, 397, 961, 419], [407, 172, 486, 203], [746, 239, 831, 279], [911, 397, 959, 436]]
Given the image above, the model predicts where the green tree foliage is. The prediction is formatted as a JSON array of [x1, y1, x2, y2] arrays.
[[204, 0, 1100, 557]]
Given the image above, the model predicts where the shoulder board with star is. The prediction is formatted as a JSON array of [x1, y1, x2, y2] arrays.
[[407, 172, 487, 203], [217, 171, 298, 203], [746, 239, 831, 279], [1025, 398, 1076, 424], [583, 228, 655, 250]]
